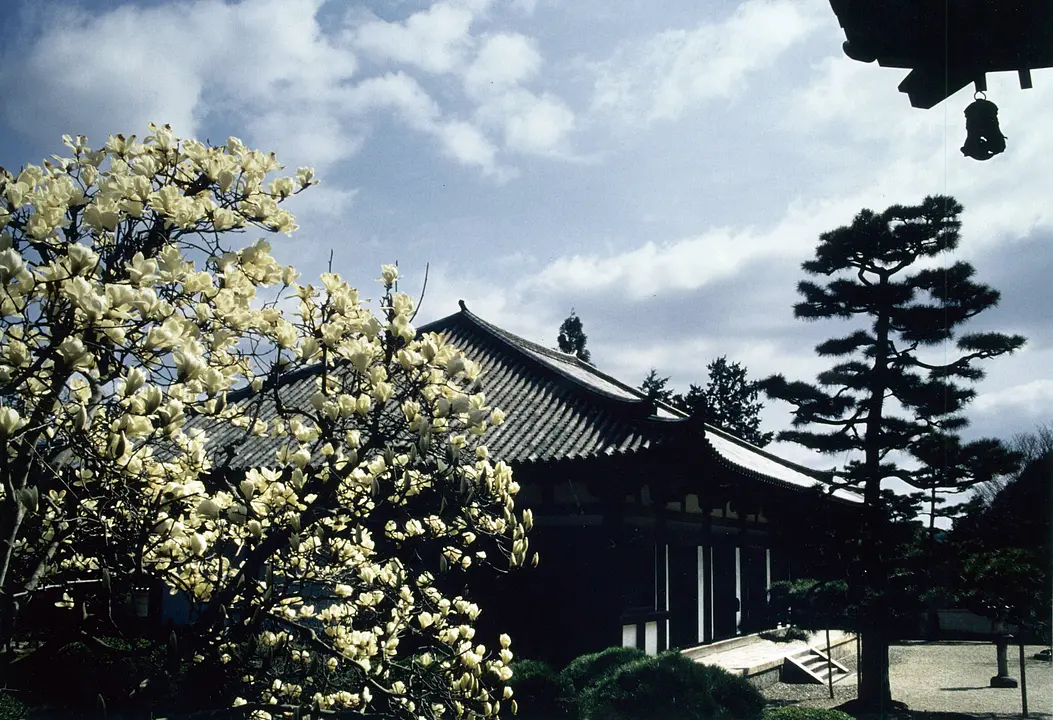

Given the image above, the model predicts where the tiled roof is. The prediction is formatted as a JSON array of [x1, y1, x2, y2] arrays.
[[703, 425, 862, 503], [185, 302, 860, 503], [415, 303, 689, 464], [423, 304, 861, 503]]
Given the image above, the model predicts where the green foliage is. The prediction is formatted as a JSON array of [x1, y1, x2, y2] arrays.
[[0, 694, 27, 720], [762, 707, 854, 720], [557, 310, 592, 363], [953, 452, 1053, 639], [509, 660, 578, 720], [691, 357, 773, 447], [561, 646, 648, 693], [767, 580, 853, 632], [580, 652, 764, 720], [758, 626, 811, 643], [640, 369, 673, 405]]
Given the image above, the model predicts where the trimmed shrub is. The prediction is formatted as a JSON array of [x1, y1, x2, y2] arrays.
[[11, 634, 241, 716], [758, 627, 810, 643], [509, 659, 578, 720], [763, 708, 854, 720], [580, 652, 765, 720], [562, 646, 648, 693]]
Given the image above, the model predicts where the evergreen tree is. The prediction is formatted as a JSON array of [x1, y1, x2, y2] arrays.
[[952, 453, 1052, 641], [639, 369, 673, 405], [760, 195, 1025, 710], [703, 356, 774, 446], [670, 383, 707, 417], [557, 310, 591, 363], [671, 359, 773, 446]]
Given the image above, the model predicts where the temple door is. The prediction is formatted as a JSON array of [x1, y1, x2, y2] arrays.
[[667, 545, 699, 649]]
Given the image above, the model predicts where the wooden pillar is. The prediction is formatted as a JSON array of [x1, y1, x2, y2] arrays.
[[697, 545, 707, 644], [735, 546, 742, 635], [654, 483, 669, 651], [600, 459, 628, 650]]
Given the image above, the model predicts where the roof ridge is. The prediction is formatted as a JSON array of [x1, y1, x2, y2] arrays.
[[450, 301, 664, 411]]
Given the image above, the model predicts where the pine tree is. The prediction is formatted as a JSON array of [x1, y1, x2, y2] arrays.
[[760, 195, 1025, 710], [557, 310, 591, 363]]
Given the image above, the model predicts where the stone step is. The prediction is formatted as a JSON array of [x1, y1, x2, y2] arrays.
[[783, 648, 850, 685]]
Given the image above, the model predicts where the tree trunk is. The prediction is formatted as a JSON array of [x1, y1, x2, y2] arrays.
[[856, 295, 895, 710], [858, 618, 894, 709], [855, 501, 895, 710]]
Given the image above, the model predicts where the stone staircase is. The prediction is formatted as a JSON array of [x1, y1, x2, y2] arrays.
[[783, 646, 851, 685]]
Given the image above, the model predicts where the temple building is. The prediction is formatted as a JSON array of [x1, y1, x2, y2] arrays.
[[418, 303, 861, 665]]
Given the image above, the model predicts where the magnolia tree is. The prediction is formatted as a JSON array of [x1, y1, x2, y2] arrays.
[[0, 126, 533, 718]]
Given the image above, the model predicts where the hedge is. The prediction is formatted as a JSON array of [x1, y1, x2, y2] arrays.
[[561, 646, 648, 693], [580, 652, 765, 720], [509, 659, 578, 719]]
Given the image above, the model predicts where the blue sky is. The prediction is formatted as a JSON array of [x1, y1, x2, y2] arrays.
[[1, 0, 1050, 494]]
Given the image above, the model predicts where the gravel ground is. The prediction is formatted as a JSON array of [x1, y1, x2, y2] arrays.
[[762, 642, 1052, 718]]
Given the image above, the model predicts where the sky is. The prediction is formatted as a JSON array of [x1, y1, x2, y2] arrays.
[[1, 0, 1050, 510]]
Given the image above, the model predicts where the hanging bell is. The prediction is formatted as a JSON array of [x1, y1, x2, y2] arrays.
[[960, 95, 1006, 161]]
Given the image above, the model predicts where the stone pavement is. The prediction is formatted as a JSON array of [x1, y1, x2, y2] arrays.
[[694, 637, 812, 673], [889, 641, 1051, 716], [764, 641, 1052, 717]]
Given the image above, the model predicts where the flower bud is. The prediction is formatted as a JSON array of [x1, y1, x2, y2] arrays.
[[16, 487, 38, 513], [73, 404, 89, 431]]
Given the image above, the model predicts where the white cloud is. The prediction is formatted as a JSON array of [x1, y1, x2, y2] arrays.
[[464, 33, 541, 92], [974, 378, 1053, 417], [351, 2, 482, 75], [339, 72, 510, 178], [526, 229, 756, 299], [245, 109, 365, 173], [502, 92, 575, 154], [1, 0, 360, 170], [344, 72, 442, 126], [282, 185, 360, 221], [519, 186, 901, 300], [0, 0, 540, 180], [592, 0, 821, 124], [346, 5, 577, 163], [463, 33, 576, 156], [472, 89, 574, 155], [436, 120, 509, 178]]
